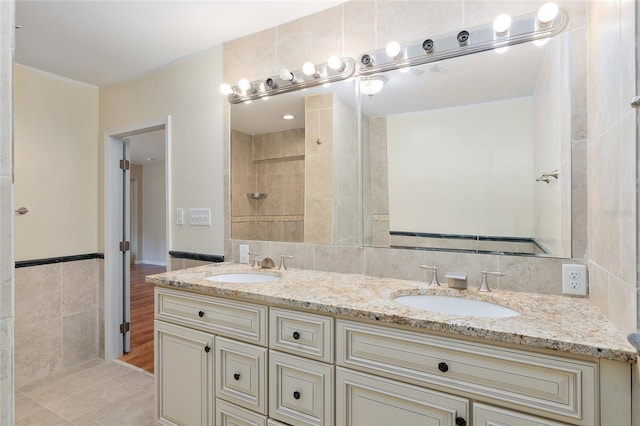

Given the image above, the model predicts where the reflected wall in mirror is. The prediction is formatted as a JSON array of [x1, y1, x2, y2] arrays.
[[230, 81, 359, 245], [362, 35, 572, 257]]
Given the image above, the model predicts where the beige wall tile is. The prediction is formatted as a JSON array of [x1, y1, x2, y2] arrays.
[[377, 1, 463, 46], [0, 318, 12, 423], [619, 112, 637, 286], [232, 222, 257, 241], [587, 261, 609, 317], [571, 28, 588, 141], [424, 251, 499, 289], [314, 245, 364, 274], [15, 318, 63, 387], [15, 264, 61, 327], [344, 0, 376, 58], [364, 247, 427, 281], [270, 242, 314, 270], [497, 256, 568, 294], [282, 221, 304, 242], [61, 259, 98, 316], [62, 310, 98, 369], [276, 7, 343, 70], [170, 258, 185, 272], [0, 179, 12, 321], [304, 198, 332, 244], [183, 259, 213, 269], [223, 28, 277, 83], [607, 275, 637, 337]]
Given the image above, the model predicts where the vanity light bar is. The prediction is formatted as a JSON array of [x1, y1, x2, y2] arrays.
[[357, 7, 568, 75], [224, 57, 356, 104]]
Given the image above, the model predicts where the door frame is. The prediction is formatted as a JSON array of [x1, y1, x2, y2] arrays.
[[104, 116, 172, 361]]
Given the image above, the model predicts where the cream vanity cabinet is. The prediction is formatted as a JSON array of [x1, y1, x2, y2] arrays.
[[155, 286, 630, 426]]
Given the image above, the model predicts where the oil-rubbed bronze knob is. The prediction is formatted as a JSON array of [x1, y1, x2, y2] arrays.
[[438, 362, 448, 373], [293, 331, 300, 340], [204, 345, 211, 353], [198, 310, 205, 318], [455, 417, 466, 426], [233, 373, 240, 381], [293, 391, 301, 400]]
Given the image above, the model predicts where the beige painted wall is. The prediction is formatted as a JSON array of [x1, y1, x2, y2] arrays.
[[99, 47, 225, 256], [14, 64, 99, 261]]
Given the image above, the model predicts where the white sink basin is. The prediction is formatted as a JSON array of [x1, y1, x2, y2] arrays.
[[393, 295, 520, 318], [206, 273, 278, 283]]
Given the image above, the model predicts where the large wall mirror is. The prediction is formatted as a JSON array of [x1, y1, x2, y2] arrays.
[[230, 80, 358, 245], [362, 35, 572, 257]]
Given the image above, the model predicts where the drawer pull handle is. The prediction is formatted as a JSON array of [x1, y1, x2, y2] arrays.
[[233, 373, 241, 381], [438, 362, 449, 373], [198, 310, 205, 318], [204, 345, 211, 353], [292, 331, 300, 340], [455, 417, 466, 426], [293, 391, 301, 400]]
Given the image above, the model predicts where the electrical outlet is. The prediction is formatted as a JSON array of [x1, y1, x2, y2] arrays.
[[562, 264, 587, 296], [239, 244, 249, 264]]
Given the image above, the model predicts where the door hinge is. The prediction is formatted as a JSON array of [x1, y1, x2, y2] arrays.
[[120, 322, 130, 334], [119, 241, 130, 252], [119, 159, 130, 170]]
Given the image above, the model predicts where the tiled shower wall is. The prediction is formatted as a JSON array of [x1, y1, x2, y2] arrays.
[[0, 0, 14, 422], [223, 0, 589, 295], [14, 259, 100, 387]]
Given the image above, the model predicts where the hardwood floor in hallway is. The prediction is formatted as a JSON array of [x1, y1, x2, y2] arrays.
[[118, 263, 166, 374]]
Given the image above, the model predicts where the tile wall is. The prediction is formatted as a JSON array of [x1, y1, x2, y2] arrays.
[[587, 0, 638, 337], [0, 0, 14, 423], [14, 259, 100, 387], [223, 0, 589, 296]]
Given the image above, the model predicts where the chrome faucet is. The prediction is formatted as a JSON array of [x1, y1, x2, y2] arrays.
[[479, 271, 505, 292], [420, 265, 441, 286], [279, 255, 294, 270], [260, 257, 276, 269]]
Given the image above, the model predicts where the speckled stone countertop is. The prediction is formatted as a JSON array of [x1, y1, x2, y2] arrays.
[[148, 262, 638, 363]]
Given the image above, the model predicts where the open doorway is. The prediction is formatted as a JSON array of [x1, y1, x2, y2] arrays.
[[104, 117, 171, 371], [118, 129, 167, 373]]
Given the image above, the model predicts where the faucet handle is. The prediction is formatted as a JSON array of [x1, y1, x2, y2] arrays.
[[248, 252, 261, 268], [279, 255, 294, 270], [420, 265, 441, 287], [479, 271, 505, 292]]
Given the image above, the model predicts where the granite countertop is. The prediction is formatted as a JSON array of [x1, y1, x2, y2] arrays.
[[148, 262, 638, 363]]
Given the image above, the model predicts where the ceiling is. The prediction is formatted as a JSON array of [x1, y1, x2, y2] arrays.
[[15, 0, 345, 87]]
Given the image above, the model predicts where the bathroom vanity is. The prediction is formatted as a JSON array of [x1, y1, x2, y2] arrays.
[[150, 263, 635, 426]]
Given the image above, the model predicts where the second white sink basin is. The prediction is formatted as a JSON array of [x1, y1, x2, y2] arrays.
[[206, 273, 278, 283], [394, 295, 520, 318]]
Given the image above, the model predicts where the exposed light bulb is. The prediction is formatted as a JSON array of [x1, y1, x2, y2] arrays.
[[493, 14, 511, 34], [328, 56, 344, 71], [219, 83, 233, 95], [279, 68, 295, 82], [385, 41, 402, 58], [537, 2, 559, 24], [302, 62, 318, 77], [238, 79, 252, 91]]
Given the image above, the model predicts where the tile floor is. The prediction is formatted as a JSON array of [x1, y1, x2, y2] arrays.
[[16, 359, 155, 425]]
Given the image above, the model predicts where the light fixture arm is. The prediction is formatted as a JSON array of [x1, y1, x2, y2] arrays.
[[357, 8, 568, 76], [226, 57, 356, 104]]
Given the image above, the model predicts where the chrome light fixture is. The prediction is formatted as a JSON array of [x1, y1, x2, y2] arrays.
[[222, 57, 356, 104], [356, 3, 567, 76]]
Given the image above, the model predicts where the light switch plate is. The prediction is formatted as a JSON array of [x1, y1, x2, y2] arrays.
[[189, 208, 211, 226], [239, 244, 249, 264]]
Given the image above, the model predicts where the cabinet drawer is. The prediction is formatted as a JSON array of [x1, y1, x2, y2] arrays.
[[155, 287, 267, 345], [216, 337, 268, 415], [337, 320, 596, 425], [270, 308, 333, 363], [269, 351, 334, 426], [215, 399, 267, 426], [473, 403, 567, 426], [266, 420, 290, 426], [337, 367, 469, 426]]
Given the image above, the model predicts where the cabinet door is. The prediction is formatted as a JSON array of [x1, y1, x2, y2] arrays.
[[337, 367, 469, 426], [215, 399, 267, 426], [473, 403, 568, 426], [155, 320, 214, 426]]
